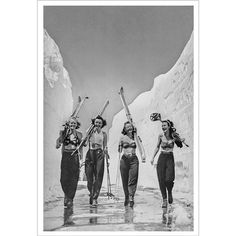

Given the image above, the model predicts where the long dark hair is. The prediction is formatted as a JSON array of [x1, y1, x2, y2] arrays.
[[162, 120, 183, 148], [91, 115, 107, 128]]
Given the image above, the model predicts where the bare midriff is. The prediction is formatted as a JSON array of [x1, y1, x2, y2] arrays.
[[123, 146, 136, 156]]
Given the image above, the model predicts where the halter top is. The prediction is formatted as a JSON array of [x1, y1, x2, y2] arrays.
[[89, 130, 104, 149]]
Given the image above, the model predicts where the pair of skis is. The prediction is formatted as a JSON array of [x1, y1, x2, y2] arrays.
[[71, 96, 89, 119], [61, 96, 89, 144], [71, 100, 109, 156], [119, 87, 146, 163]]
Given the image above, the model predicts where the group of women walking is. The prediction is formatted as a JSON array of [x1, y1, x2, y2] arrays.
[[56, 113, 184, 210]]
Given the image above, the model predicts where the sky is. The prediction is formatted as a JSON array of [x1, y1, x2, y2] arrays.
[[44, 6, 193, 131]]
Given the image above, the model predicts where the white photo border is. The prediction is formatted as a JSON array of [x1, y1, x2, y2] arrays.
[[38, 1, 199, 235]]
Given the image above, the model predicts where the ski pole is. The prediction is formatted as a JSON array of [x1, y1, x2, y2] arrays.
[[106, 153, 110, 198], [106, 153, 112, 198], [105, 153, 117, 199], [114, 152, 121, 200]]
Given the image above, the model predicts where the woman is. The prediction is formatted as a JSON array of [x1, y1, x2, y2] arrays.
[[85, 115, 108, 207], [56, 117, 83, 208], [150, 120, 183, 208], [118, 121, 139, 208]]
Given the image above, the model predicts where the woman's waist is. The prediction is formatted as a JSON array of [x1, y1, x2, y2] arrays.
[[88, 148, 103, 153], [86, 148, 104, 161], [160, 147, 173, 153], [122, 152, 137, 158], [63, 144, 77, 151], [123, 147, 136, 154], [121, 154, 138, 164], [159, 150, 174, 156], [89, 143, 103, 150]]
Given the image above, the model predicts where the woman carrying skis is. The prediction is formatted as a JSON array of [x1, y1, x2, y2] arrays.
[[85, 115, 108, 207], [118, 121, 139, 208], [150, 120, 183, 208], [56, 117, 83, 208]]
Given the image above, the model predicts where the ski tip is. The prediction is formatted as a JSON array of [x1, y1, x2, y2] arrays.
[[119, 87, 124, 94]]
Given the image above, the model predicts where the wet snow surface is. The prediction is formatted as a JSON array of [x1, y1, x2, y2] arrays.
[[44, 182, 193, 231]]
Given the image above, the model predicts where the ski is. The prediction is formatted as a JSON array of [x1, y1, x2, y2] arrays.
[[61, 96, 88, 141], [118, 87, 146, 163], [63, 96, 88, 128], [71, 96, 89, 118], [71, 96, 82, 117], [71, 100, 109, 156]]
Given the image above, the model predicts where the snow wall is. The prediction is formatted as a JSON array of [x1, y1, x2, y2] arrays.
[[44, 29, 73, 202], [107, 33, 193, 200]]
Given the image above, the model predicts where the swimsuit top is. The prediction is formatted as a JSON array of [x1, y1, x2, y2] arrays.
[[123, 142, 137, 149], [119, 134, 136, 156], [63, 131, 81, 146], [160, 134, 174, 152], [61, 130, 82, 152]]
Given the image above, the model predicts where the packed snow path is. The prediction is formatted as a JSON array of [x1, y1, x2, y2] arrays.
[[44, 182, 193, 231]]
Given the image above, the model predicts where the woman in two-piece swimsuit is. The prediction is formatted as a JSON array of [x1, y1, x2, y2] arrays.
[[118, 121, 139, 208]]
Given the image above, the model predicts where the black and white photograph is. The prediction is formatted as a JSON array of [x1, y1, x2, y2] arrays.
[[38, 0, 198, 234]]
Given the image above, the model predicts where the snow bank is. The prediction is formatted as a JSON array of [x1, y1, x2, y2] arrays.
[[44, 29, 73, 202]]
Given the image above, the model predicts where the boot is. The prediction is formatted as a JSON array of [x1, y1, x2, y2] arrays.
[[92, 199, 98, 207], [129, 195, 134, 208], [124, 196, 129, 206], [64, 195, 68, 207], [66, 198, 73, 208], [89, 195, 93, 205], [168, 191, 173, 204], [162, 199, 167, 208]]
